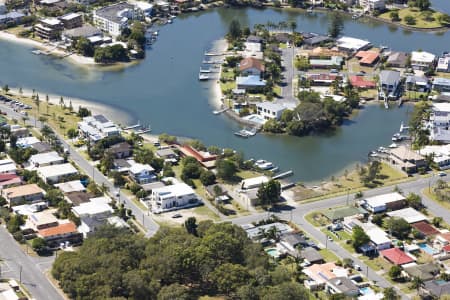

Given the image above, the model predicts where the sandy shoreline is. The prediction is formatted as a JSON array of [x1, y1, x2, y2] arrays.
[[208, 38, 228, 110]]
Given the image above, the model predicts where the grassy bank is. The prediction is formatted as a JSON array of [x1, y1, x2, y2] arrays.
[[379, 8, 447, 29]]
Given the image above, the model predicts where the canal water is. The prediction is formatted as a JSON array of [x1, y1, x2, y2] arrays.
[[0, 7, 447, 182]]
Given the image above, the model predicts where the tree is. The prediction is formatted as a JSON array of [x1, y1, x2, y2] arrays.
[[432, 216, 443, 227], [200, 170, 216, 186], [75, 37, 94, 57], [404, 15, 416, 25], [383, 287, 399, 300], [157, 284, 190, 300], [256, 179, 281, 207], [328, 12, 344, 38], [2, 84, 9, 94], [31, 237, 47, 254], [406, 193, 422, 210], [184, 217, 197, 236], [67, 128, 78, 139], [388, 265, 402, 281], [410, 276, 424, 292], [384, 218, 411, 239], [211, 263, 250, 296], [228, 19, 242, 41], [390, 10, 400, 21], [216, 159, 237, 181], [351, 225, 370, 250]]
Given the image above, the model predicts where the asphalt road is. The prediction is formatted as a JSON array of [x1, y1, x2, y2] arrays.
[[277, 47, 298, 107], [0, 226, 63, 300], [231, 175, 450, 300]]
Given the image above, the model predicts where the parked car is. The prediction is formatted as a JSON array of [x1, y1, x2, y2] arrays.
[[172, 214, 182, 218], [438, 172, 446, 177]]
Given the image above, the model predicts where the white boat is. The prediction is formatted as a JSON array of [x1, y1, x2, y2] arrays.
[[200, 68, 211, 73], [167, 19, 172, 24], [198, 74, 209, 81], [255, 159, 274, 170], [388, 143, 398, 148]]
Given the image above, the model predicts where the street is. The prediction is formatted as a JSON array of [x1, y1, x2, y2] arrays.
[[277, 47, 298, 107]]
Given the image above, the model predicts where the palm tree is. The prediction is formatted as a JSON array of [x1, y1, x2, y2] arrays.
[[410, 276, 424, 294], [289, 20, 297, 33]]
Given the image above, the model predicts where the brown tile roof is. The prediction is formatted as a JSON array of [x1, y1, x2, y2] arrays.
[[355, 51, 379, 65], [3, 184, 44, 198], [239, 57, 265, 72], [38, 222, 77, 238], [411, 221, 439, 236]]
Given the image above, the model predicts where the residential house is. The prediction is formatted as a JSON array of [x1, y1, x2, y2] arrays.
[[106, 142, 132, 159], [59, 12, 82, 29], [245, 222, 293, 241], [336, 36, 371, 53], [406, 75, 430, 92], [243, 42, 263, 59], [436, 53, 450, 73], [17, 136, 40, 148], [241, 175, 269, 190], [389, 145, 426, 173], [2, 184, 45, 206], [37, 163, 78, 184], [432, 77, 450, 93], [93, 2, 139, 36], [12, 202, 47, 216], [78, 114, 120, 142], [411, 51, 436, 71], [343, 217, 391, 250], [10, 126, 29, 138], [151, 182, 199, 213], [34, 18, 63, 40], [355, 50, 380, 66], [78, 214, 128, 238], [359, 0, 385, 11], [26, 210, 58, 231], [386, 51, 409, 68], [256, 101, 287, 120], [361, 192, 406, 213], [380, 248, 415, 265], [54, 180, 86, 194], [133, 1, 153, 17], [386, 207, 428, 224], [309, 56, 343, 69], [28, 151, 64, 168], [31, 142, 53, 153], [0, 159, 16, 174], [325, 277, 359, 297], [0, 11, 25, 25], [239, 57, 265, 77], [37, 221, 82, 248], [421, 280, 450, 298], [307, 74, 341, 86], [429, 103, 450, 143], [404, 263, 440, 281], [419, 145, 450, 169], [236, 75, 266, 91], [113, 158, 132, 173], [61, 25, 102, 43], [64, 191, 94, 206], [177, 145, 217, 169], [156, 148, 178, 163], [349, 76, 376, 89], [411, 221, 440, 237], [246, 35, 263, 44], [379, 70, 401, 99], [0, 173, 21, 189], [129, 162, 156, 184], [71, 196, 113, 218], [302, 34, 331, 47], [303, 263, 348, 290], [300, 247, 324, 264]]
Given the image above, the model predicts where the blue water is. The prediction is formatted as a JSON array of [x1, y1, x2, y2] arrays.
[[419, 243, 438, 255], [360, 287, 374, 295], [265, 248, 280, 258]]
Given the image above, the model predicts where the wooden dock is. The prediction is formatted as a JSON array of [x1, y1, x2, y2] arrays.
[[273, 170, 293, 180]]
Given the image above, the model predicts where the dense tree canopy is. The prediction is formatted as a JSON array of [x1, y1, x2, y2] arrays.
[[52, 225, 311, 299]]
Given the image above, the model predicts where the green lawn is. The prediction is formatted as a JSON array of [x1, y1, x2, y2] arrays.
[[422, 188, 450, 211], [318, 248, 339, 262], [192, 205, 220, 221], [379, 8, 447, 29], [220, 80, 235, 93], [305, 211, 329, 227]]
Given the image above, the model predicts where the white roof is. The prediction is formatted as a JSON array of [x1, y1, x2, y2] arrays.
[[366, 227, 391, 245], [433, 102, 450, 113], [387, 207, 428, 224], [0, 159, 16, 173], [241, 176, 269, 189], [72, 197, 113, 216], [129, 162, 154, 175], [29, 151, 63, 165], [41, 18, 61, 26], [153, 183, 195, 199], [337, 36, 370, 51], [411, 51, 436, 63], [256, 101, 287, 113], [358, 293, 383, 300], [134, 1, 153, 10], [60, 13, 81, 20], [0, 288, 19, 300], [55, 180, 86, 193], [364, 192, 405, 208], [17, 136, 40, 147], [37, 163, 78, 178]]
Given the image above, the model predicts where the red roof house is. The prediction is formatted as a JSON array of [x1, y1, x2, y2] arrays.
[[381, 248, 415, 265], [355, 51, 380, 66], [178, 145, 218, 169], [411, 221, 440, 236], [239, 57, 265, 76], [349, 76, 376, 89], [443, 244, 450, 253]]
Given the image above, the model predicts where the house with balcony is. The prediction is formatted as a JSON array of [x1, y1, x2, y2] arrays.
[[93, 2, 139, 36], [129, 162, 156, 184], [2, 184, 45, 206], [411, 51, 436, 71], [432, 77, 450, 93], [429, 103, 450, 143], [256, 101, 287, 121], [78, 114, 120, 142], [150, 182, 199, 213], [379, 70, 401, 99], [34, 18, 63, 40]]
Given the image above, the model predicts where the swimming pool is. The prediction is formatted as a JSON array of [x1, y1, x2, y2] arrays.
[[360, 287, 374, 296], [418, 243, 438, 255], [265, 248, 280, 258]]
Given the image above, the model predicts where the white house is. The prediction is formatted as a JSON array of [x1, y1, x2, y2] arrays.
[[429, 103, 450, 143], [343, 217, 392, 250], [28, 151, 64, 168], [151, 183, 199, 213], [55, 180, 86, 193], [419, 145, 450, 169], [436, 53, 450, 73], [358, 0, 385, 11], [362, 192, 406, 213], [411, 51, 436, 71], [0, 159, 17, 174], [78, 114, 120, 142], [336, 36, 371, 52], [129, 162, 156, 184], [387, 207, 428, 224], [93, 2, 139, 36], [256, 101, 287, 120], [240, 176, 269, 190], [71, 197, 113, 218], [433, 77, 450, 93], [37, 163, 78, 184]]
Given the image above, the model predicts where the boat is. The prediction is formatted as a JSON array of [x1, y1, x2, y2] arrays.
[[255, 159, 274, 170], [199, 68, 211, 73], [167, 19, 172, 24], [388, 143, 398, 148], [31, 50, 41, 55], [352, 14, 359, 19], [307, 7, 313, 13], [198, 74, 209, 81], [234, 130, 250, 138], [392, 133, 401, 141]]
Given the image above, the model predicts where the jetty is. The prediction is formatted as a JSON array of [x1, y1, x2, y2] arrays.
[[273, 170, 294, 180], [213, 108, 229, 115], [124, 123, 141, 130]]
